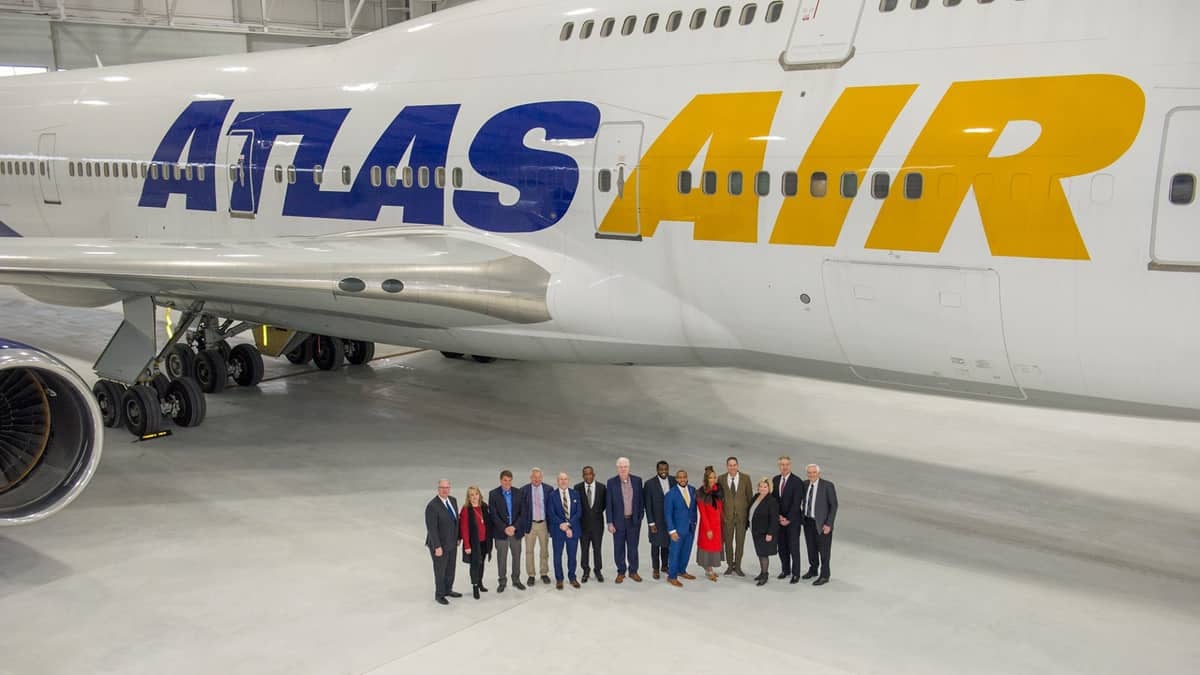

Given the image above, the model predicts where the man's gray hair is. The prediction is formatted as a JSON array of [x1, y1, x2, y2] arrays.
[[616, 457, 630, 467], [806, 464, 821, 473], [531, 467, 543, 475]]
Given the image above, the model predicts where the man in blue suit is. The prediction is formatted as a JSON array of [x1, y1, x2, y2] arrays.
[[548, 471, 584, 589], [605, 457, 645, 583], [663, 469, 698, 587]]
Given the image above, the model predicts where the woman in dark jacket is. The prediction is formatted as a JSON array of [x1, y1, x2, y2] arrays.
[[747, 477, 780, 586], [459, 485, 493, 599]]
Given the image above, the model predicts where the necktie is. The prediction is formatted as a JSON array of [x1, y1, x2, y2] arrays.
[[807, 483, 815, 517], [682, 487, 691, 508], [446, 500, 455, 519], [781, 474, 787, 495], [562, 490, 570, 517], [587, 483, 593, 507]]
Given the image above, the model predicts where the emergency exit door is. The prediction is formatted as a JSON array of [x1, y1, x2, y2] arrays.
[[592, 122, 643, 240], [37, 133, 61, 205], [782, 0, 866, 69], [226, 131, 257, 218], [1151, 106, 1200, 268]]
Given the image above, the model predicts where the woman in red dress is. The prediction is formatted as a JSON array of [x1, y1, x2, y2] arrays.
[[695, 466, 724, 582], [459, 485, 493, 599]]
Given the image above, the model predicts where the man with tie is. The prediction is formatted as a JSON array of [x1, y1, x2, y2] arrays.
[[772, 456, 804, 584], [663, 469, 698, 587], [548, 471, 584, 589], [802, 463, 839, 586], [488, 469, 528, 593], [721, 456, 754, 577], [521, 468, 555, 586], [575, 466, 607, 583], [605, 457, 645, 583], [424, 479, 463, 605], [642, 460, 674, 580]]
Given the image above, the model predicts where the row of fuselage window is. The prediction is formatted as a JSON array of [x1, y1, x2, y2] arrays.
[[560, 1, 786, 41], [598, 167, 928, 200], [880, 0, 1025, 11]]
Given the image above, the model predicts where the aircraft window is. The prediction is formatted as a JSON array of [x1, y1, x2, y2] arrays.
[[912, 0, 930, 9], [782, 171, 799, 197], [715, 6, 732, 27], [386, 165, 397, 188], [667, 11, 683, 31], [119, 163, 128, 179], [40, 162, 46, 176], [452, 167, 464, 188], [184, 164, 195, 182], [341, 165, 352, 186], [560, 23, 574, 41], [702, 170, 718, 195], [904, 172, 923, 199], [601, 18, 616, 37], [370, 165, 382, 187], [978, 0, 994, 4], [728, 171, 744, 196], [313, 165, 323, 185], [678, 170, 693, 194], [740, 4, 758, 25], [1, 161, 7, 175], [622, 16, 637, 36], [879, 0, 899, 11], [755, 171, 770, 196], [102, 163, 110, 178], [811, 171, 828, 198], [175, 164, 186, 181], [598, 169, 612, 193], [765, 1, 785, 22], [67, 162, 74, 177], [274, 165, 284, 184], [944, 0, 962, 5], [1170, 174, 1196, 205], [580, 20, 594, 39], [401, 166, 414, 188], [435, 166, 446, 189], [644, 14, 659, 33], [285, 165, 295, 184], [872, 172, 891, 199], [418, 166, 431, 188], [140, 163, 148, 178], [691, 9, 707, 29], [840, 172, 859, 198]]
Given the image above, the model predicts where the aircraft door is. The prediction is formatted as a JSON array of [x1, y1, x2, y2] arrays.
[[781, 0, 866, 69], [1151, 106, 1200, 269], [226, 131, 257, 218], [592, 122, 643, 240], [36, 133, 61, 205]]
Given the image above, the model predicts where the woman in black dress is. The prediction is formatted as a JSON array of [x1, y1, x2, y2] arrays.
[[747, 477, 779, 586]]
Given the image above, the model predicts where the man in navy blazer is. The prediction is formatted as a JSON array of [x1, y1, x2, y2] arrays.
[[488, 469, 528, 593], [548, 471, 584, 589], [605, 456, 645, 583], [663, 469, 698, 587], [520, 468, 555, 586], [773, 456, 805, 584]]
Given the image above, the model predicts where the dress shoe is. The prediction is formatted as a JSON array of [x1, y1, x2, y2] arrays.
[[595, 571, 604, 582], [652, 569, 661, 580], [707, 572, 719, 582], [802, 571, 818, 580], [734, 568, 746, 577], [615, 574, 625, 584], [527, 576, 536, 586], [813, 577, 829, 586], [447, 591, 463, 598], [581, 571, 590, 583], [472, 586, 480, 600], [680, 572, 696, 580], [497, 580, 506, 593], [777, 573, 790, 580], [513, 578, 527, 591], [556, 581, 564, 590], [723, 567, 735, 576], [629, 573, 643, 582], [541, 575, 552, 585], [479, 585, 488, 592], [436, 597, 449, 605], [756, 577, 768, 587], [570, 579, 581, 588], [790, 576, 800, 584], [668, 578, 683, 588]]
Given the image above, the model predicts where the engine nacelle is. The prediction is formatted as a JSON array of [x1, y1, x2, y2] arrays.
[[0, 339, 103, 525]]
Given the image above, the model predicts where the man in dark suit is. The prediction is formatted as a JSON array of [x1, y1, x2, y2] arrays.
[[605, 456, 645, 583], [488, 469, 528, 593], [548, 471, 584, 589], [424, 479, 463, 605], [802, 463, 839, 586], [772, 455, 804, 584], [643, 460, 674, 580], [575, 465, 607, 583], [663, 469, 698, 587], [520, 467, 555, 586]]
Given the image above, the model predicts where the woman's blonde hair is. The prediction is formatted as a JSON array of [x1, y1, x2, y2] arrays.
[[465, 485, 482, 506], [757, 477, 772, 492]]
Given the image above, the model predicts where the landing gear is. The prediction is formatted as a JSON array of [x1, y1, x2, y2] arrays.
[[121, 384, 163, 436], [164, 344, 194, 380], [193, 350, 228, 394], [163, 377, 206, 428], [312, 335, 345, 371], [93, 380, 126, 428], [345, 339, 375, 366], [285, 339, 313, 365], [228, 343, 265, 387]]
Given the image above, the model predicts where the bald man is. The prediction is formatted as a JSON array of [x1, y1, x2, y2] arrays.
[[548, 471, 583, 589], [424, 479, 462, 605]]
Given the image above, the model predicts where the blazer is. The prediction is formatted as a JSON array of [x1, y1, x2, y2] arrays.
[[460, 503, 494, 564], [720, 471, 755, 524], [574, 480, 607, 534], [547, 486, 583, 538], [424, 495, 460, 551], [643, 474, 675, 545], [663, 484, 698, 536], [748, 493, 780, 539], [519, 482, 555, 533], [487, 485, 527, 540], [605, 474, 645, 528], [802, 479, 839, 529], [772, 473, 804, 523]]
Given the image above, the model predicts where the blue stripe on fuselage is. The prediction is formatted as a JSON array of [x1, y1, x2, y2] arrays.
[[0, 220, 19, 237]]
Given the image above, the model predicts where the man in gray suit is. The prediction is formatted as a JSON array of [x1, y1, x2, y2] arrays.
[[721, 456, 754, 577], [802, 464, 839, 586], [425, 479, 462, 605]]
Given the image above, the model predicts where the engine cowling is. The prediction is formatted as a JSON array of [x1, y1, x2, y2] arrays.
[[0, 339, 103, 525]]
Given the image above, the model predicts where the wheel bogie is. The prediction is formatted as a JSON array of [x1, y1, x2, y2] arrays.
[[228, 343, 265, 387], [122, 384, 162, 436], [193, 349, 228, 394], [163, 377, 206, 427]]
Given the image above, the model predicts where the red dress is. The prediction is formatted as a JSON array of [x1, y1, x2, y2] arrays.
[[696, 488, 724, 553]]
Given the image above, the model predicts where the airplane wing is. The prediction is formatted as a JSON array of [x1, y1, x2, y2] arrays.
[[0, 228, 552, 327]]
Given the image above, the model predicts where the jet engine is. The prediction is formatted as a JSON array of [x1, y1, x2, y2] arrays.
[[0, 339, 103, 525]]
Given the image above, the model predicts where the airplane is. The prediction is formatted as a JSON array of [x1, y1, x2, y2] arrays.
[[0, 0, 1197, 525]]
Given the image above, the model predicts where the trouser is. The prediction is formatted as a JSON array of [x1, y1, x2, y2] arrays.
[[612, 516, 641, 574], [552, 532, 579, 581], [777, 519, 802, 576], [723, 516, 748, 569], [803, 517, 833, 579], [524, 521, 549, 576], [469, 559, 485, 586], [667, 529, 694, 579], [579, 527, 604, 573], [495, 536, 522, 581], [430, 544, 457, 599], [650, 541, 668, 572]]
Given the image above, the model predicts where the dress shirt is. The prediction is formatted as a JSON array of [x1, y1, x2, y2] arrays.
[[727, 473, 738, 493], [806, 479, 818, 518], [621, 478, 633, 516], [502, 489, 513, 524], [532, 484, 544, 520], [584, 482, 595, 508]]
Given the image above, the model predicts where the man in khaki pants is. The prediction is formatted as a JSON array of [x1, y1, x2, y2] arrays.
[[721, 456, 754, 576], [521, 467, 554, 585]]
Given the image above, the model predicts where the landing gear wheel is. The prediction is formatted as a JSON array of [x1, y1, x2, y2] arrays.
[[285, 338, 313, 365], [93, 380, 126, 429], [441, 351, 464, 359], [164, 344, 194, 380], [122, 384, 162, 436], [345, 340, 375, 366], [163, 377, 206, 427], [228, 343, 265, 387], [312, 335, 345, 371], [214, 340, 232, 362], [471, 355, 496, 364], [150, 373, 171, 398], [193, 350, 228, 394]]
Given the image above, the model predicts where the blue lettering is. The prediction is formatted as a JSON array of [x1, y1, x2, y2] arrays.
[[138, 99, 233, 211], [226, 108, 350, 215]]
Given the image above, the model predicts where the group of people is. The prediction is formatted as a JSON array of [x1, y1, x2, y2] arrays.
[[423, 455, 838, 604]]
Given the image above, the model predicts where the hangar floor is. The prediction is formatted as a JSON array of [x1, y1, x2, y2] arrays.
[[0, 286, 1198, 675]]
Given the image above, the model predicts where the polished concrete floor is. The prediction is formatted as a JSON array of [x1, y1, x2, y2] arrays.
[[0, 286, 1198, 675]]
